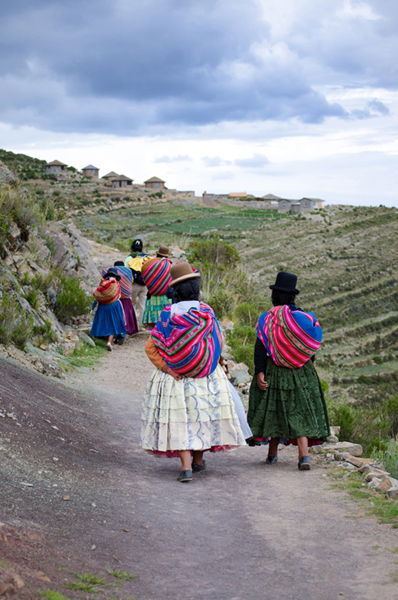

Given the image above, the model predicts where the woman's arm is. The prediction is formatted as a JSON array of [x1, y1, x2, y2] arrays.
[[145, 337, 182, 380], [254, 337, 268, 391]]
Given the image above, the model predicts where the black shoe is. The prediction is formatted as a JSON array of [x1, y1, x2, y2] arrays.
[[266, 455, 278, 464], [177, 470, 192, 482], [192, 460, 206, 473], [298, 456, 311, 470]]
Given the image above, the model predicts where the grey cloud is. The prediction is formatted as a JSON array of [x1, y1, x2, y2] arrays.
[[0, 0, 349, 134]]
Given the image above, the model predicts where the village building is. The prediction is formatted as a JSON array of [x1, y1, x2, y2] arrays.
[[110, 174, 133, 189], [300, 197, 323, 211], [229, 192, 248, 199], [82, 164, 100, 178], [102, 171, 119, 180], [45, 160, 67, 174], [144, 176, 166, 190], [278, 197, 324, 213]]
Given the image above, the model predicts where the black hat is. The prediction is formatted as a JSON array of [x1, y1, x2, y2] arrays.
[[270, 272, 300, 294], [105, 267, 121, 281], [114, 261, 124, 266], [131, 239, 143, 252]]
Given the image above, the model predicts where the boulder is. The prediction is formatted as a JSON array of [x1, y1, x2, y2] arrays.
[[387, 489, 398, 500], [330, 442, 363, 457], [78, 331, 95, 348], [230, 370, 252, 386]]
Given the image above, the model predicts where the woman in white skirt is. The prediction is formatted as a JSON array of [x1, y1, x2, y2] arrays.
[[141, 262, 246, 482]]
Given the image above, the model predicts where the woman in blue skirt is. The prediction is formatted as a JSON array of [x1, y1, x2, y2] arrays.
[[91, 268, 126, 351]]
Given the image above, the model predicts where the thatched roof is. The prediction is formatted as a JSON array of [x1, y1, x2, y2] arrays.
[[110, 174, 133, 182], [263, 193, 281, 200], [144, 176, 165, 183], [46, 160, 67, 167], [102, 171, 119, 179]]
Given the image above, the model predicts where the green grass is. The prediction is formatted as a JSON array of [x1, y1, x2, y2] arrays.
[[328, 469, 398, 528], [41, 592, 72, 600], [66, 571, 107, 592], [106, 568, 136, 581]]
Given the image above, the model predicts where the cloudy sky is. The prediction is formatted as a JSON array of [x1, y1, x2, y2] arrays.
[[1, 0, 397, 205]]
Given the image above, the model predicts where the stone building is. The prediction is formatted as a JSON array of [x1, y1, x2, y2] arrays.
[[110, 174, 133, 189], [102, 171, 119, 180], [82, 164, 99, 178], [144, 176, 165, 190], [45, 160, 67, 174]]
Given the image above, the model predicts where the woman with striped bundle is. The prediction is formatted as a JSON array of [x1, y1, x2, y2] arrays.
[[91, 268, 126, 351], [141, 262, 246, 482], [101, 262, 138, 338], [247, 271, 330, 470], [141, 246, 172, 330]]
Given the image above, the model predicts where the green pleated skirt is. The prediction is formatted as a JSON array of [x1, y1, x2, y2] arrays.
[[247, 358, 330, 444], [142, 294, 170, 325]]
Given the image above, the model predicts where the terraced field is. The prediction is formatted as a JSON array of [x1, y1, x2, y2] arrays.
[[74, 200, 398, 405]]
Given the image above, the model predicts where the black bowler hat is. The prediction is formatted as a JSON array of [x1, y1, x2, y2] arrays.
[[105, 267, 121, 281], [270, 272, 300, 294]]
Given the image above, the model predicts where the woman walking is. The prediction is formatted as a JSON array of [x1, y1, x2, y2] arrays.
[[91, 267, 126, 351], [141, 263, 246, 482], [102, 262, 139, 339], [124, 239, 150, 327], [247, 272, 330, 470], [141, 246, 172, 330]]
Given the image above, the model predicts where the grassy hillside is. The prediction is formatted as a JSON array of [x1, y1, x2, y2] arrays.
[[73, 200, 398, 407], [0, 148, 47, 180]]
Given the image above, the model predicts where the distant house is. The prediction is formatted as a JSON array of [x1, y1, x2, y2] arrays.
[[102, 171, 119, 180], [144, 176, 166, 190], [278, 199, 294, 213], [45, 160, 67, 174], [82, 164, 99, 178], [262, 193, 281, 202], [229, 192, 248, 199], [300, 198, 324, 211], [111, 174, 133, 189]]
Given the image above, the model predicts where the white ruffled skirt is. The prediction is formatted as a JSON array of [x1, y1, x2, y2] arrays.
[[141, 364, 246, 457]]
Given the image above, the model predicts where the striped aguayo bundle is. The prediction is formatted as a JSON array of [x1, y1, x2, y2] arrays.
[[257, 305, 322, 369], [101, 266, 132, 299], [93, 279, 121, 305], [142, 258, 171, 296], [151, 303, 222, 377]]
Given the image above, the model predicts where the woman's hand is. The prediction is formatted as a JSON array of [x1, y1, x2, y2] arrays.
[[257, 372, 268, 391], [163, 365, 182, 381]]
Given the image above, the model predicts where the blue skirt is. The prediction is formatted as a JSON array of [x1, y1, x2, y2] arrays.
[[91, 301, 126, 338]]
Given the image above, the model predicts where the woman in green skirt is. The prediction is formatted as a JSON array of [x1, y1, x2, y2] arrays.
[[247, 272, 330, 470], [141, 247, 173, 330]]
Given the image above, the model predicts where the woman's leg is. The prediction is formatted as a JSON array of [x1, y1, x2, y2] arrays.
[[268, 437, 279, 457], [192, 450, 204, 466], [297, 436, 309, 459], [178, 450, 192, 471]]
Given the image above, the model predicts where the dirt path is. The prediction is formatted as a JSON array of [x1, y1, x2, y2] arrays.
[[2, 334, 398, 599]]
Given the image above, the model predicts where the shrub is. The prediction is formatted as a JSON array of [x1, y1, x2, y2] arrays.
[[53, 274, 91, 322], [209, 290, 233, 319], [0, 292, 34, 348], [227, 325, 257, 373], [188, 236, 239, 269], [234, 302, 259, 327], [23, 288, 40, 310], [371, 440, 398, 479]]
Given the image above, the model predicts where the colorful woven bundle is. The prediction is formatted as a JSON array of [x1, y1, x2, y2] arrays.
[[93, 279, 121, 305], [257, 305, 322, 369], [142, 258, 172, 296], [101, 266, 132, 299], [151, 303, 222, 377]]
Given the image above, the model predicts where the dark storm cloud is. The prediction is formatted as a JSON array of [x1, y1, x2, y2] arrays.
[[0, 0, 394, 135]]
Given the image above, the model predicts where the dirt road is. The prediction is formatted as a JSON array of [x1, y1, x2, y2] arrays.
[[1, 334, 398, 600]]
